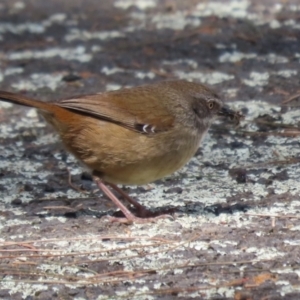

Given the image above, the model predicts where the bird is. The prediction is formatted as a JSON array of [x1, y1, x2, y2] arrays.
[[0, 79, 242, 223]]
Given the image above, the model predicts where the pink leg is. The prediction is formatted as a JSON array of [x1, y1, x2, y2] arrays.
[[93, 177, 173, 224], [106, 182, 153, 217]]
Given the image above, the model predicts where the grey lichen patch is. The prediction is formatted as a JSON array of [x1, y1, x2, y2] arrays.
[[101, 66, 155, 80], [163, 59, 199, 69], [6, 46, 92, 63], [65, 29, 124, 42], [243, 72, 269, 87], [175, 70, 235, 85], [105, 83, 123, 91], [0, 13, 66, 40], [151, 12, 201, 30], [219, 51, 257, 63], [245, 246, 285, 260], [11, 73, 64, 91], [0, 67, 23, 82], [195, 0, 251, 19], [114, 0, 156, 10], [219, 52, 290, 65], [1, 281, 48, 299]]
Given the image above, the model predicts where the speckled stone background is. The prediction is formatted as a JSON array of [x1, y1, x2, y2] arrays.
[[1, 0, 300, 299]]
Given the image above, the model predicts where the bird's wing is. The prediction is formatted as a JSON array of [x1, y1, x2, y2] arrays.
[[58, 86, 175, 134]]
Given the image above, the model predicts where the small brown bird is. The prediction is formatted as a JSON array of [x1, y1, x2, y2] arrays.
[[0, 80, 242, 223]]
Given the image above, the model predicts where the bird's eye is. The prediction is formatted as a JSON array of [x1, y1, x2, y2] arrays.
[[208, 101, 214, 110]]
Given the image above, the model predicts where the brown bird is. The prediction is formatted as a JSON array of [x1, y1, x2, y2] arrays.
[[0, 80, 242, 223]]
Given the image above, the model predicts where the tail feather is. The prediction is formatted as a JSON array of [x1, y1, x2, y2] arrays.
[[0, 91, 55, 112]]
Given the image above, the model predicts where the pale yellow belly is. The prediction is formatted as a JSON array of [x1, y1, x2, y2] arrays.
[[101, 140, 199, 185], [61, 118, 204, 185]]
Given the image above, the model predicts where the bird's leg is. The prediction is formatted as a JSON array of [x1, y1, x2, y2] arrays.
[[106, 182, 153, 217], [93, 177, 173, 223]]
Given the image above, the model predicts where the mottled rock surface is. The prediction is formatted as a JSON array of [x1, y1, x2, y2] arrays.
[[1, 0, 300, 299]]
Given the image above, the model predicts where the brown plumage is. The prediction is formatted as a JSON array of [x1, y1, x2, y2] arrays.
[[0, 80, 242, 223]]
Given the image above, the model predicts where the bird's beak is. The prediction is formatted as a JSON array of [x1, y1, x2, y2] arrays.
[[218, 105, 244, 125], [218, 106, 236, 117]]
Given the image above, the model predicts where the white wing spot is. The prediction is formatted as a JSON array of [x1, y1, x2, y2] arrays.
[[143, 124, 149, 132]]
